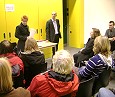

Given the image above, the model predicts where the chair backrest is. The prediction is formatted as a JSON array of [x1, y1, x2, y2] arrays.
[[92, 66, 112, 95], [76, 77, 95, 97], [30, 62, 47, 76]]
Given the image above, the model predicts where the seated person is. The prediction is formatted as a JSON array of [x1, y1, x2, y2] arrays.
[[28, 50, 79, 97], [20, 37, 46, 88], [0, 58, 31, 97], [105, 21, 115, 52], [73, 28, 101, 67], [0, 40, 24, 88], [97, 87, 115, 97], [78, 36, 115, 80]]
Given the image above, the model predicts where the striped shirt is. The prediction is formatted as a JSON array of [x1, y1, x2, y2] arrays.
[[79, 54, 115, 79]]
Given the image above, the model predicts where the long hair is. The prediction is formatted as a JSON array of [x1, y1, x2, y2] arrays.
[[0, 58, 13, 93], [24, 38, 40, 53], [52, 50, 74, 75], [93, 36, 111, 57]]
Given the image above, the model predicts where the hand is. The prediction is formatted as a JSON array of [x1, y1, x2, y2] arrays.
[[113, 37, 115, 40], [109, 38, 114, 41]]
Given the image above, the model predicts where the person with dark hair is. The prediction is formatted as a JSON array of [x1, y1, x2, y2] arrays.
[[46, 12, 62, 55], [15, 15, 30, 53], [0, 40, 24, 88], [73, 28, 101, 67], [0, 58, 31, 97], [105, 21, 115, 52]]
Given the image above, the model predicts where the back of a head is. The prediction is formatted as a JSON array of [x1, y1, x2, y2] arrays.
[[52, 50, 74, 75], [93, 36, 111, 57], [24, 38, 39, 52], [92, 28, 101, 38], [0, 58, 13, 93], [0, 40, 13, 54]]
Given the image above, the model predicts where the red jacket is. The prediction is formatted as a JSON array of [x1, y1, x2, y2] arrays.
[[0, 53, 24, 71], [28, 71, 79, 97]]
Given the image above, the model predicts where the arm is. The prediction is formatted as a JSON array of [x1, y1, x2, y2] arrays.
[[15, 26, 28, 41], [46, 21, 50, 41], [79, 57, 96, 78], [81, 38, 94, 54]]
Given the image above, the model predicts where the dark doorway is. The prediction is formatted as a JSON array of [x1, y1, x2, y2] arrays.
[[63, 0, 68, 46]]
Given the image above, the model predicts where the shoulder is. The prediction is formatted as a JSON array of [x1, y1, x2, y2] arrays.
[[89, 54, 102, 63], [11, 87, 30, 97]]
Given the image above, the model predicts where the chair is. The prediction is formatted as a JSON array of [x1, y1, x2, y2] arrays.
[[76, 77, 95, 97], [92, 66, 112, 96]]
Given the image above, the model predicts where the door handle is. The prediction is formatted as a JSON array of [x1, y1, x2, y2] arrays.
[[40, 29, 42, 36], [36, 29, 38, 34], [3, 33, 6, 38], [9, 32, 11, 38]]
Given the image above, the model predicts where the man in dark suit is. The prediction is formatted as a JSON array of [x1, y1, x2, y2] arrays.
[[46, 12, 61, 55]]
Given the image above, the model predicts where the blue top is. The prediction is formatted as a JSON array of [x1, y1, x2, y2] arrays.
[[79, 54, 115, 78]]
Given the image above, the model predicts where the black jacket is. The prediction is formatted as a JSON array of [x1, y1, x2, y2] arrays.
[[15, 23, 30, 52]]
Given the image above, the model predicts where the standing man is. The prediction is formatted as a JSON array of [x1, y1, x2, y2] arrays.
[[46, 12, 61, 55], [105, 21, 115, 52], [15, 15, 30, 53]]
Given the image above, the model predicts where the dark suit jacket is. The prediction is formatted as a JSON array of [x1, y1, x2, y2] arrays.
[[46, 19, 61, 43]]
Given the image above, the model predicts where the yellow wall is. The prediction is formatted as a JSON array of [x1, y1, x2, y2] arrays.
[[0, 0, 63, 58], [68, 0, 84, 48]]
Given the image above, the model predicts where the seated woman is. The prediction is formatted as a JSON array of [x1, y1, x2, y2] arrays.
[[0, 58, 31, 97], [78, 36, 115, 80], [73, 28, 101, 67], [20, 37, 46, 88], [28, 50, 79, 97], [97, 88, 115, 97], [0, 40, 24, 88]]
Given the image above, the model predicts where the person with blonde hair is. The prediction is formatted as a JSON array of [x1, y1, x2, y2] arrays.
[[73, 28, 101, 67], [15, 15, 30, 53], [21, 37, 46, 88], [0, 58, 30, 97], [28, 50, 79, 97], [79, 36, 115, 80]]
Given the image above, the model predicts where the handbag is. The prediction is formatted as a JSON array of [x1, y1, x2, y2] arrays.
[[12, 64, 20, 77]]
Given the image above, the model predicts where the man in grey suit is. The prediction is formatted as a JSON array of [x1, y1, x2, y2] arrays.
[[46, 12, 61, 55]]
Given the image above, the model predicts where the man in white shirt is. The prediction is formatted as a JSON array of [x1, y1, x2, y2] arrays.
[[46, 12, 61, 55]]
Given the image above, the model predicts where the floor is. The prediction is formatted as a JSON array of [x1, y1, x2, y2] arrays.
[[45, 46, 115, 92]]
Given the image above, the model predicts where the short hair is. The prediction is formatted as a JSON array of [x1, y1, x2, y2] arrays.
[[109, 21, 114, 25], [52, 50, 74, 75], [0, 58, 13, 93], [21, 15, 28, 21], [24, 38, 40, 53], [0, 40, 13, 54], [93, 36, 111, 57], [92, 28, 101, 38]]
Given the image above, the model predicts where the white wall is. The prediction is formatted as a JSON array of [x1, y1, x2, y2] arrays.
[[84, 0, 115, 43]]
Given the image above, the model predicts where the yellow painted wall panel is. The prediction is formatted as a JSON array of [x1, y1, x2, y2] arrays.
[[69, 0, 84, 48], [0, 0, 7, 41]]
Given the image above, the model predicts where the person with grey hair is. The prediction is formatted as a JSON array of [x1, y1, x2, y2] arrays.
[[28, 50, 79, 97]]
